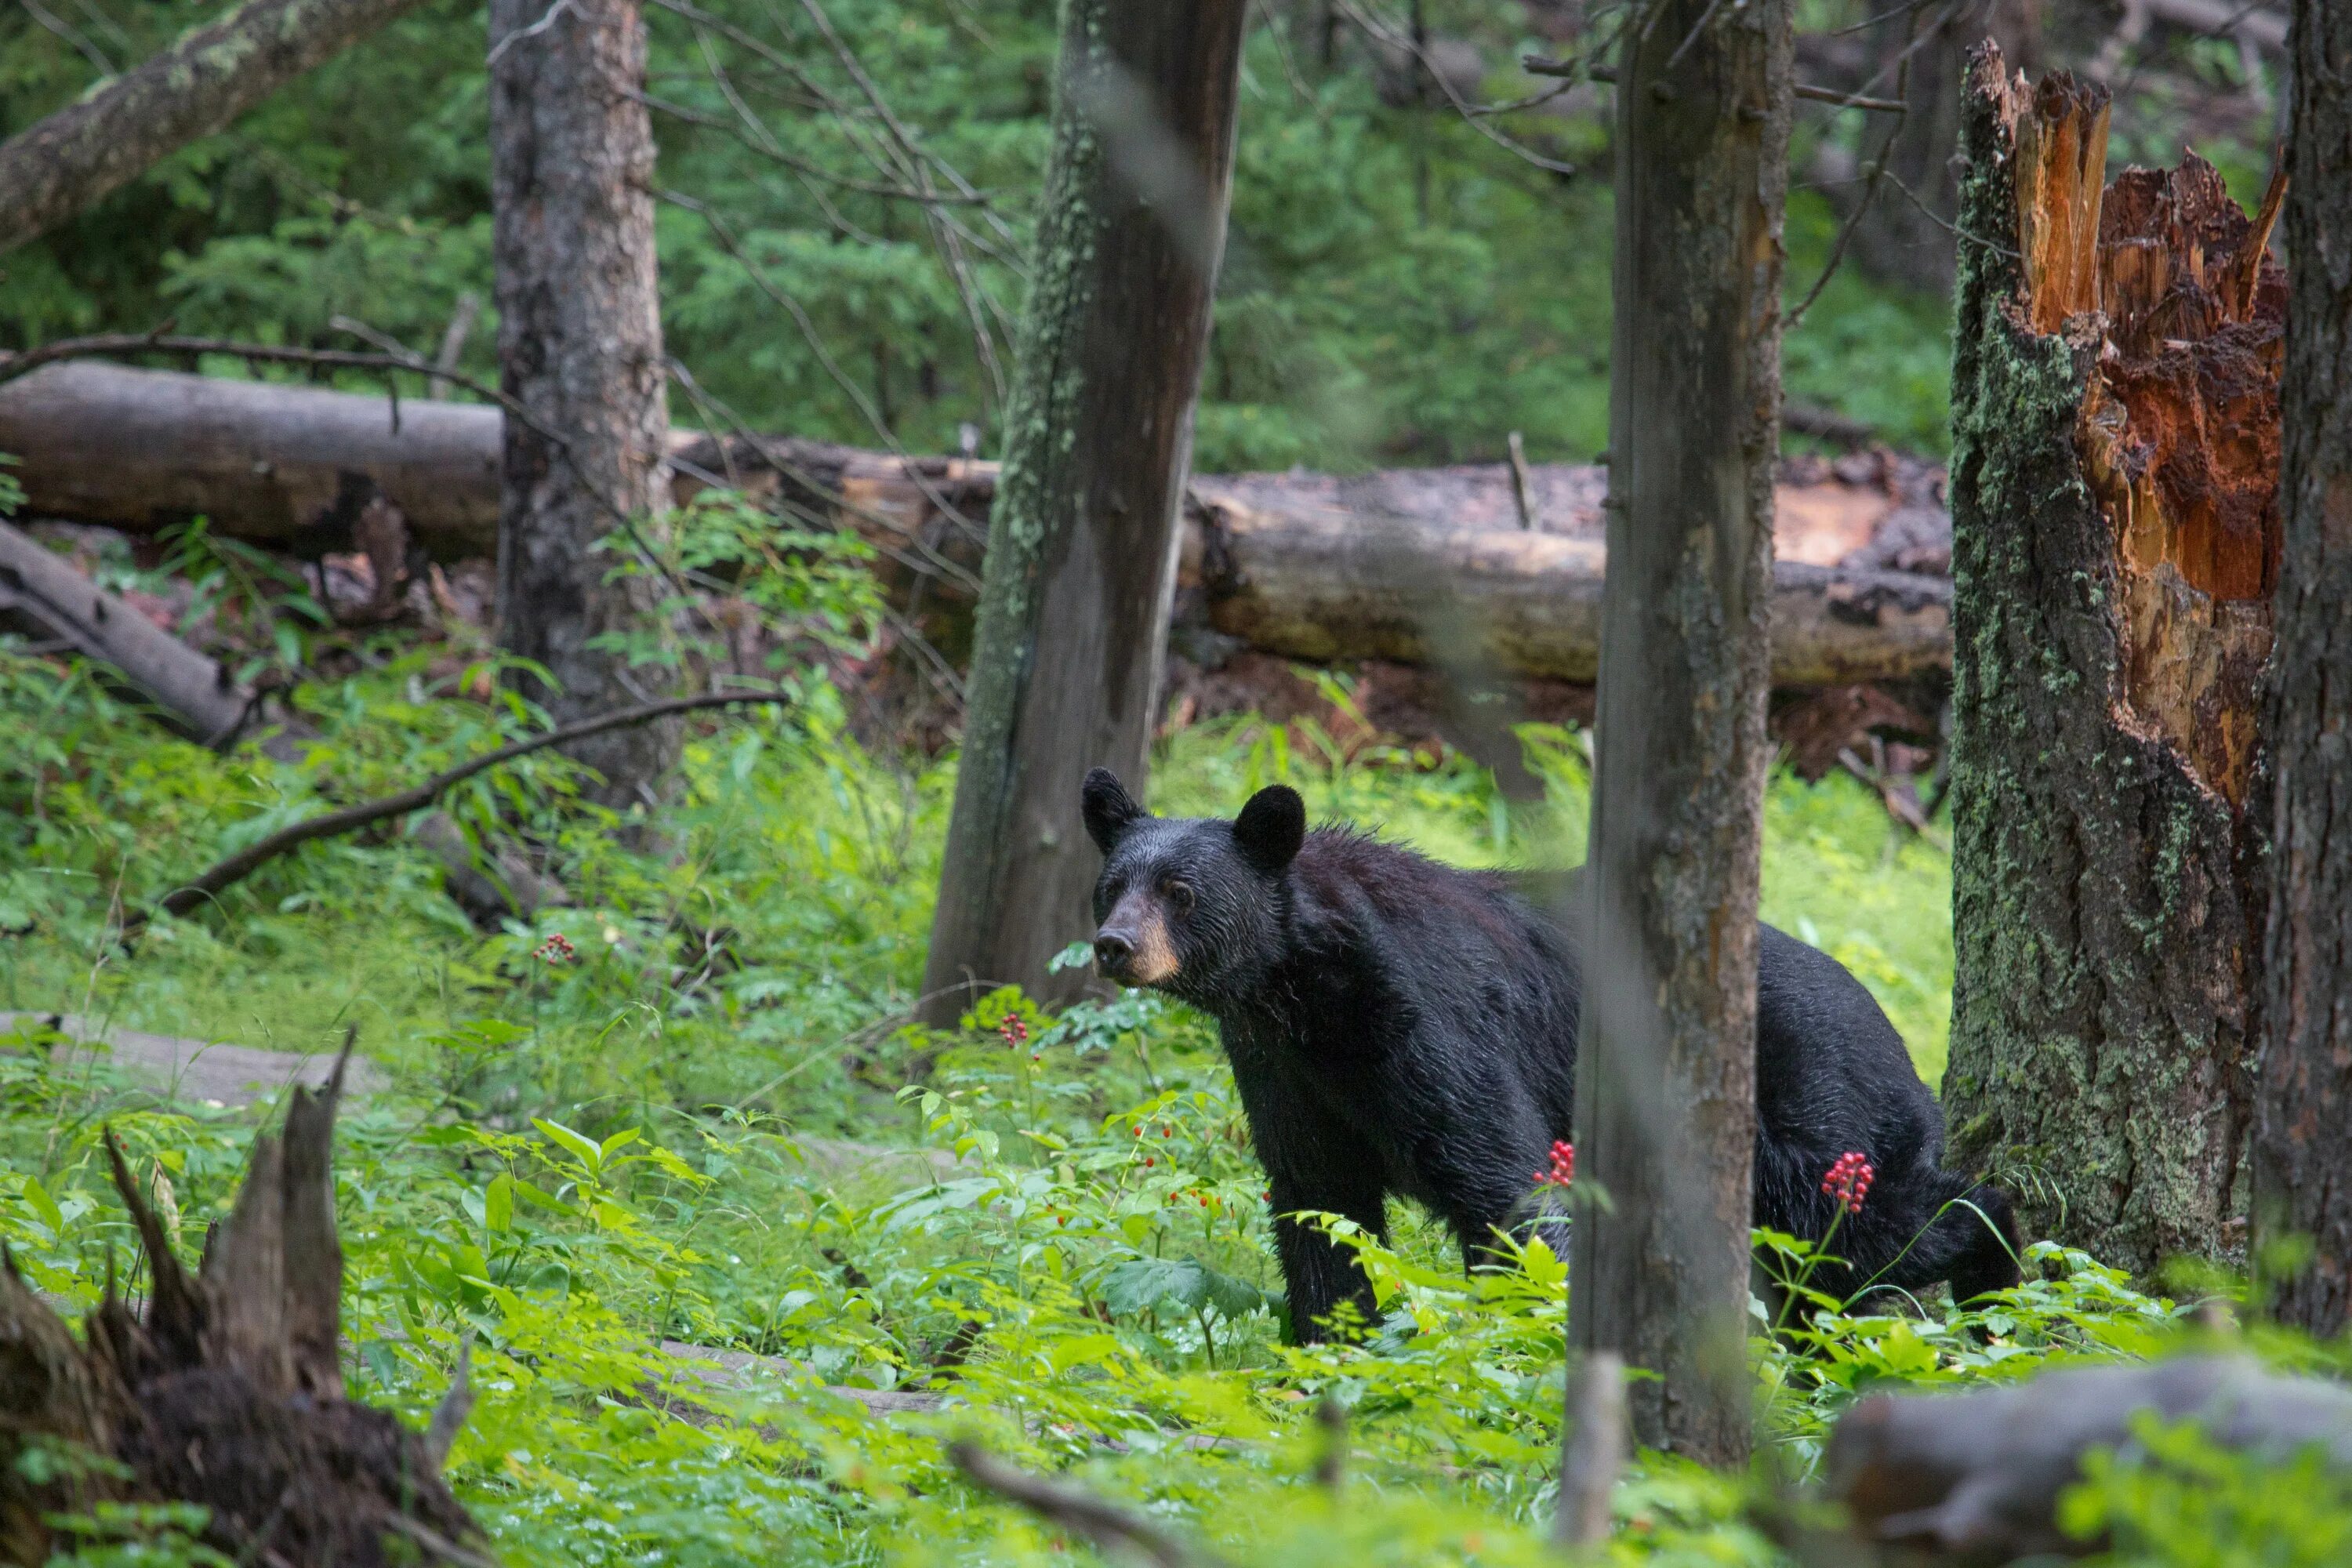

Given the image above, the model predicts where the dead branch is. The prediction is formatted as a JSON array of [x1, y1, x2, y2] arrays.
[[948, 1440, 1223, 1568], [150, 688, 796, 923], [0, 0, 433, 255]]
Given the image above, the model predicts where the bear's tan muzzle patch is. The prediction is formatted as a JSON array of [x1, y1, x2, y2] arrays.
[[1105, 889, 1180, 985]]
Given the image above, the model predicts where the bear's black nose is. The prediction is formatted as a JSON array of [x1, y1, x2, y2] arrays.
[[1093, 931, 1134, 976]]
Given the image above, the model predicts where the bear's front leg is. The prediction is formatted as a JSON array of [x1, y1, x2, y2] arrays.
[[1267, 1170, 1388, 1343]]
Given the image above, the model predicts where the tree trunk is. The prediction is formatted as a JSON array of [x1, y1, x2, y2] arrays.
[[918, 0, 1249, 1021], [1941, 53, 2284, 1275], [0, 0, 430, 256], [2252, 0, 2352, 1338], [1568, 0, 1791, 1468], [487, 0, 677, 811]]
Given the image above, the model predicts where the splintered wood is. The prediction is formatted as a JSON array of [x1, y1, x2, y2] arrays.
[[1998, 68, 2285, 804]]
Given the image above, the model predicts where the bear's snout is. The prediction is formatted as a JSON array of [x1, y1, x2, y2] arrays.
[[1094, 891, 1179, 986]]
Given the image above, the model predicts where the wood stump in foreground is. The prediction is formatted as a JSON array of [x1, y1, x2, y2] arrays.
[[1941, 49, 2285, 1274], [0, 1051, 482, 1566]]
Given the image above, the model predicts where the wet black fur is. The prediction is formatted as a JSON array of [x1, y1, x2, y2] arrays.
[[1081, 768, 2023, 1342]]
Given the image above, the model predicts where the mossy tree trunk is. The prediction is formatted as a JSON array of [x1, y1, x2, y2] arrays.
[[1568, 0, 1791, 1468], [1942, 49, 2285, 1275], [920, 0, 1248, 1022], [488, 0, 677, 811], [2252, 0, 2352, 1338]]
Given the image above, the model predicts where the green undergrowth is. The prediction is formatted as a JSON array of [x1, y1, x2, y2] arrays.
[[0, 648, 2335, 1566]]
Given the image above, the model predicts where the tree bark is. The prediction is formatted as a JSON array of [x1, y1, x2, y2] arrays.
[[1941, 53, 2284, 1275], [0, 0, 430, 256], [1568, 0, 1791, 1468], [2252, 0, 2352, 1338], [0, 1052, 485, 1565], [487, 0, 677, 811], [0, 364, 1958, 686], [917, 0, 1250, 1021]]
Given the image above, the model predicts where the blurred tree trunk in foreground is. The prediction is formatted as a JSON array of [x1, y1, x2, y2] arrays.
[[920, 0, 1249, 1022], [2253, 0, 2352, 1338], [488, 0, 678, 812], [1569, 0, 1791, 1468], [1942, 52, 2284, 1274]]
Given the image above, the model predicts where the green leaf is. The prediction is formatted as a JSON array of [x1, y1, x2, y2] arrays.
[[20, 1177, 62, 1235], [533, 1117, 603, 1176], [485, 1174, 513, 1236]]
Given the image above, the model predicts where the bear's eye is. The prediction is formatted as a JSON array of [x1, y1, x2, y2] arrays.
[[1164, 880, 1196, 915]]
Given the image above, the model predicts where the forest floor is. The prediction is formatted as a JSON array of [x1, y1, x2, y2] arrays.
[[0, 650, 2254, 1566]]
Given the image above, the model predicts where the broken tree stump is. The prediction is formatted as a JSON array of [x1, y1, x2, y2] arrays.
[[0, 1046, 484, 1566], [1940, 50, 2283, 1273]]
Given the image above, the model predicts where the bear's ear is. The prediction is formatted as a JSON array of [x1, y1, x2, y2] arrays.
[[1232, 785, 1306, 873], [1081, 768, 1145, 854]]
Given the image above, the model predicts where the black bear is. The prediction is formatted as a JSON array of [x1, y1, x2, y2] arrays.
[[1080, 767, 2022, 1341]]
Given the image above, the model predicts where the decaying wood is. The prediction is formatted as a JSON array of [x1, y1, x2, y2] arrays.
[[1941, 50, 2283, 1273], [0, 0, 432, 255], [1824, 1356, 2352, 1563], [0, 363, 1955, 688], [0, 1042, 485, 1566], [0, 517, 561, 924], [149, 688, 793, 925], [0, 517, 256, 746], [949, 1441, 1222, 1568]]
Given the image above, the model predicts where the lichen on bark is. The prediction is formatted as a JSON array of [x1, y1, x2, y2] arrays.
[[1943, 49, 2280, 1274]]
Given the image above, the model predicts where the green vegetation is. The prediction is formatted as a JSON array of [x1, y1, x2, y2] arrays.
[[5, 629, 2340, 1566]]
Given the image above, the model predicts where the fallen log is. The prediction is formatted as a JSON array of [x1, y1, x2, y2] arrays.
[[1823, 1355, 2352, 1562], [149, 687, 793, 925], [0, 1044, 485, 1565], [0, 361, 1956, 686], [0, 0, 434, 255], [0, 515, 562, 923]]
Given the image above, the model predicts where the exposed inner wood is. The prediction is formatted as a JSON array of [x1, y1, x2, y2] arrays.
[[2000, 70, 2283, 806]]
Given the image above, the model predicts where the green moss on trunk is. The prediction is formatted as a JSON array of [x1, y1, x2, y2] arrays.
[[1942, 52, 2262, 1276]]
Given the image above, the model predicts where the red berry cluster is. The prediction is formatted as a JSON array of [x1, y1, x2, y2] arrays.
[[1822, 1151, 1875, 1214], [1534, 1140, 1575, 1188], [998, 1014, 1029, 1049], [532, 933, 576, 964]]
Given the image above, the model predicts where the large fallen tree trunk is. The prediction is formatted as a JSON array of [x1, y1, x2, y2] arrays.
[[0, 0, 433, 255], [0, 361, 1955, 687], [0, 514, 561, 924]]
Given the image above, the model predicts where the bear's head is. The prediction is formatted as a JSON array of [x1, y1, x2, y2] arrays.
[[1080, 767, 1305, 1005]]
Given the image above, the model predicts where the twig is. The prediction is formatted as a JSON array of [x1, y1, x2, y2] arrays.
[[427, 292, 481, 401], [147, 689, 794, 924], [1553, 1351, 1626, 1548], [424, 1330, 475, 1470], [1506, 431, 1540, 530], [1312, 1396, 1348, 1490], [1334, 1, 1577, 176], [1788, 43, 1912, 331], [1572, 60, 1906, 110], [948, 1441, 1221, 1568]]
